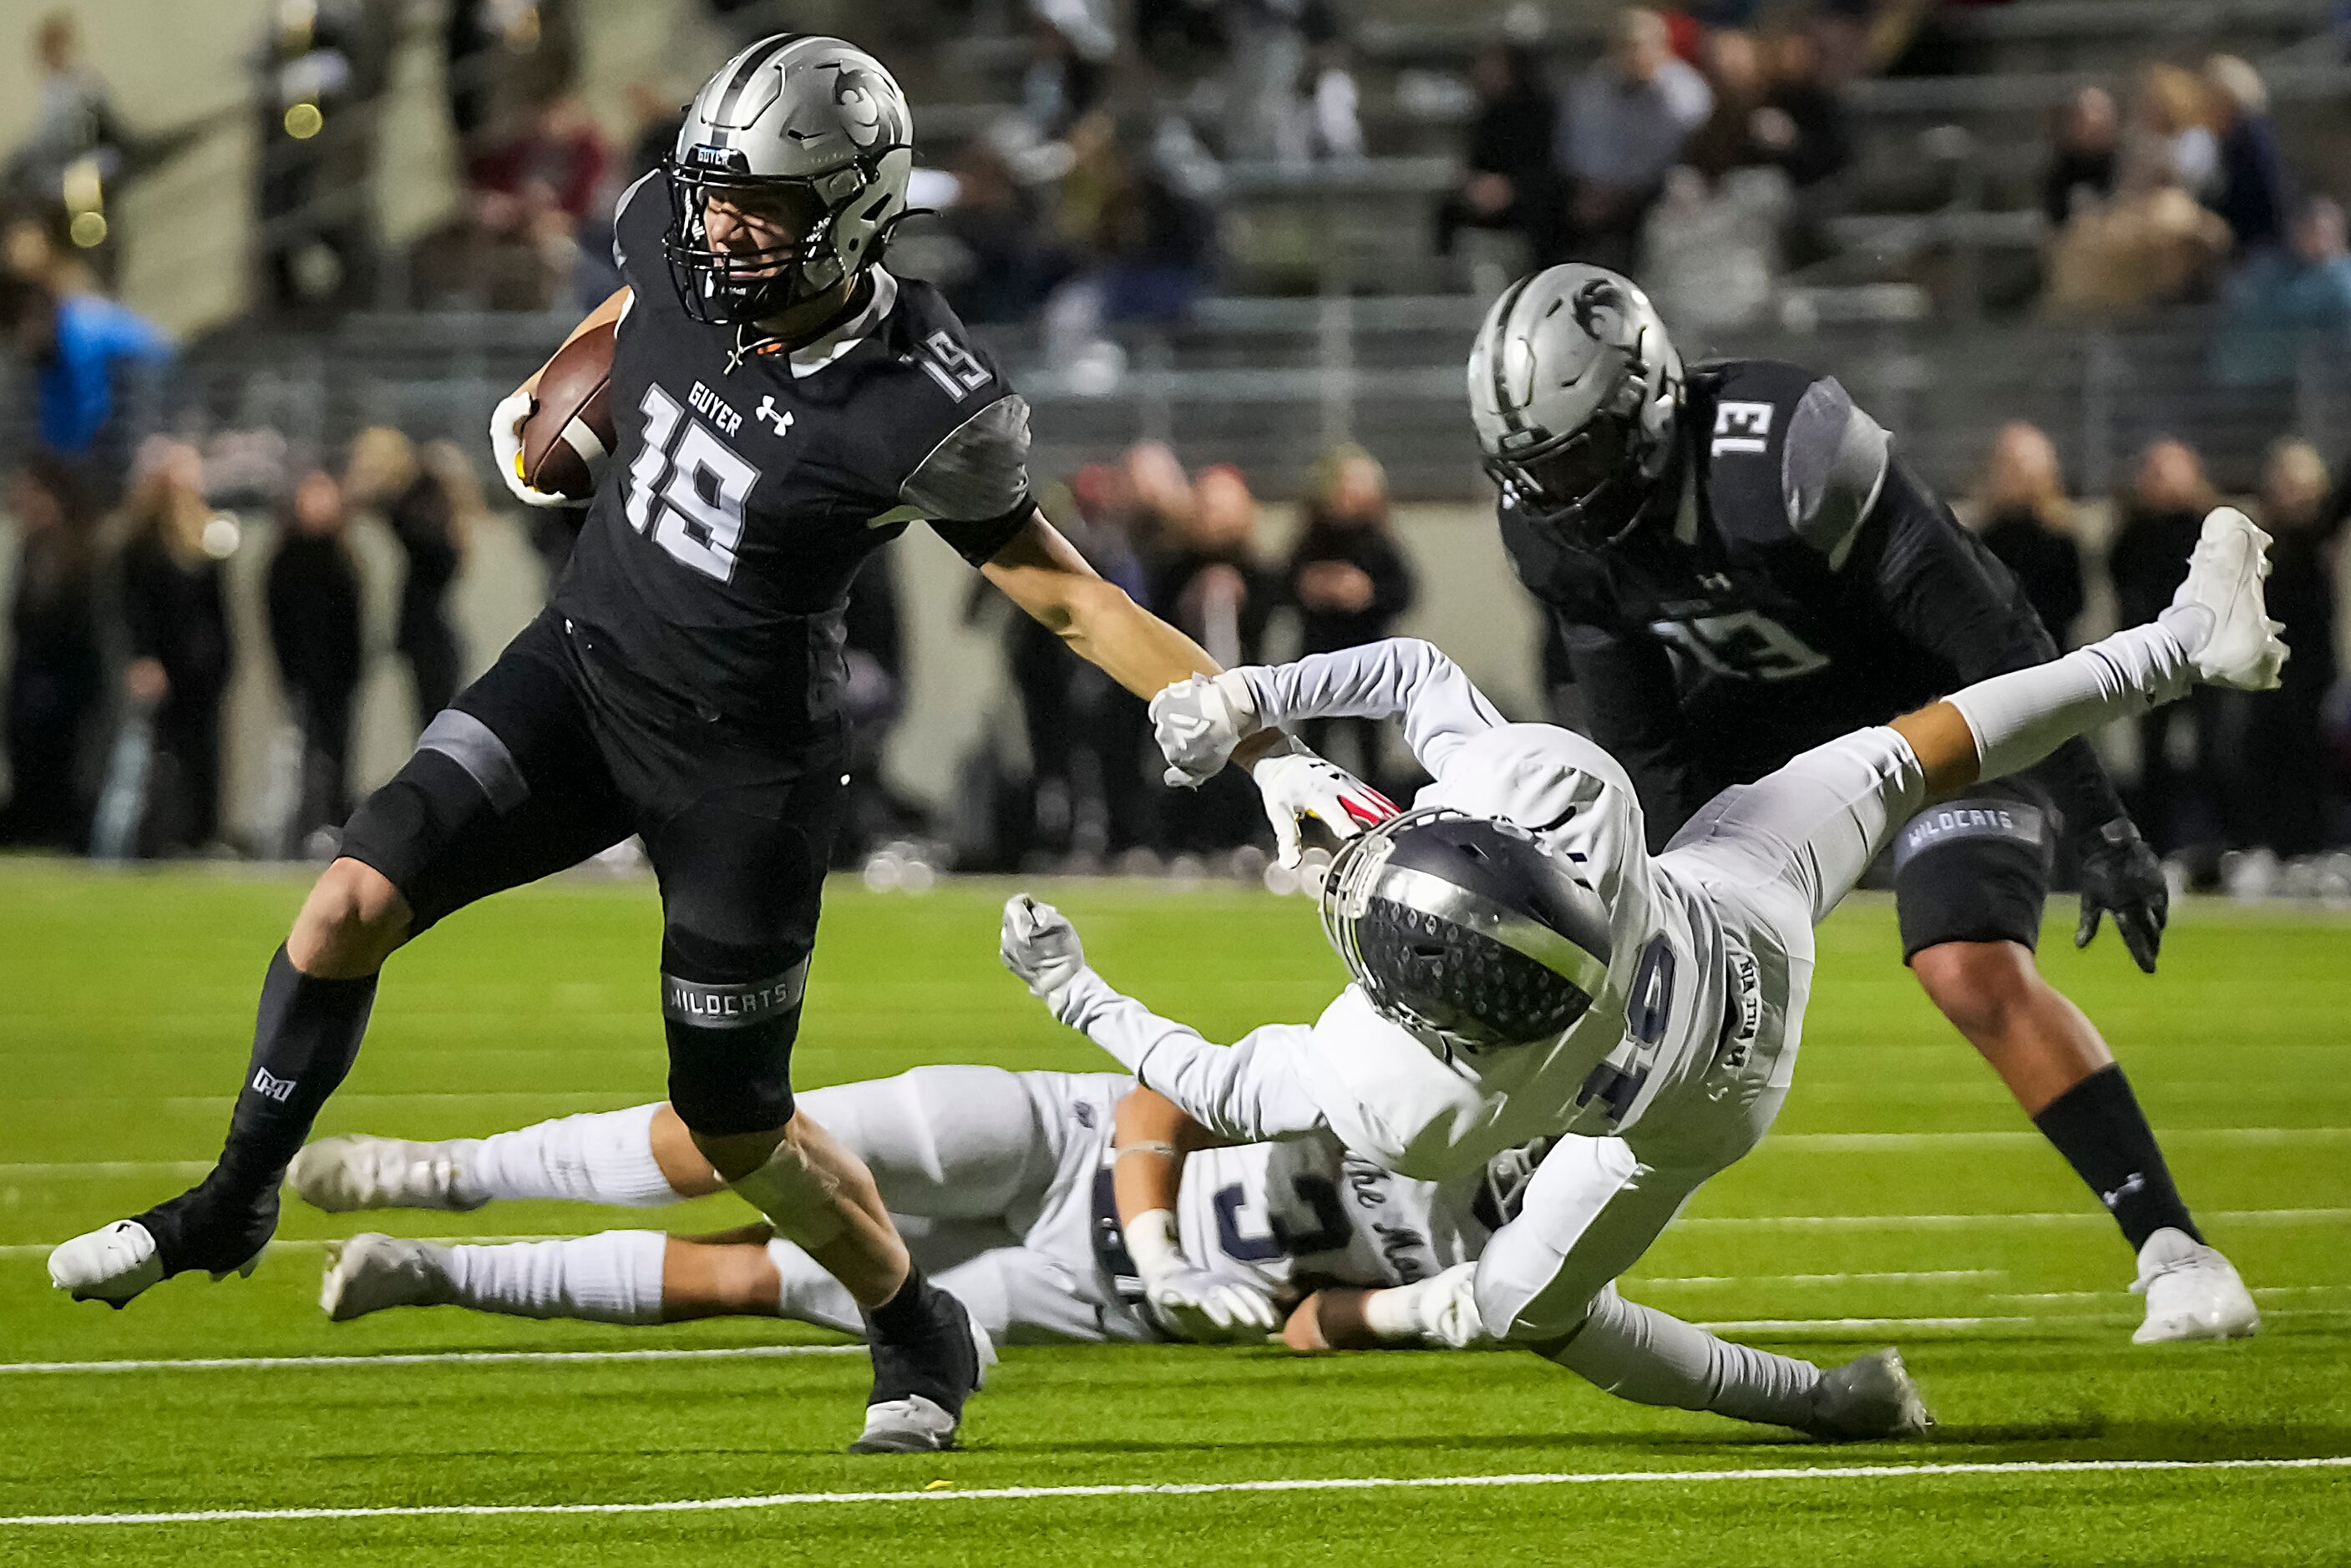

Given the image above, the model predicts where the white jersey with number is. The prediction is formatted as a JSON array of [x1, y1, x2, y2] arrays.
[[1068, 639, 1774, 1182]]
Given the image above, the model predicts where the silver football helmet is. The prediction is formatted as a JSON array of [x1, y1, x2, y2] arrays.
[[1467, 265, 1684, 546], [665, 35, 915, 324], [1320, 807, 1614, 1062]]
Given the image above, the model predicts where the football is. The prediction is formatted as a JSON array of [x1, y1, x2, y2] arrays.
[[519, 321, 616, 500]]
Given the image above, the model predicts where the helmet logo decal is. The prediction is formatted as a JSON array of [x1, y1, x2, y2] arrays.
[[823, 62, 897, 148]]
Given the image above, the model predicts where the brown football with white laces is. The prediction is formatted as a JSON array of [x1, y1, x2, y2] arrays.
[[519, 321, 616, 500]]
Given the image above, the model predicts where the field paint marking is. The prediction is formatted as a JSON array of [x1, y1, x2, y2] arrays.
[[1695, 1315, 2037, 1333], [0, 1234, 585, 1259], [1675, 1207, 2351, 1232], [8, 1455, 2349, 1529], [0, 1161, 212, 1178], [1771, 1128, 2351, 1151], [1645, 1270, 2001, 1287], [0, 1343, 863, 1375]]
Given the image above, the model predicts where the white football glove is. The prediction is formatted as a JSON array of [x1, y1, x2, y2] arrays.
[[999, 894, 1088, 1016], [1124, 1209, 1279, 1343], [1150, 670, 1264, 787], [1248, 745, 1396, 869], [1409, 1262, 1492, 1350], [489, 389, 571, 509]]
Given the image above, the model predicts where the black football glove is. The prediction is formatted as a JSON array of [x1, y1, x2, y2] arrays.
[[2075, 816, 2167, 974]]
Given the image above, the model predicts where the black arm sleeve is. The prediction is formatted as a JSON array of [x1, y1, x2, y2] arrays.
[[1562, 614, 1711, 851], [1866, 458, 2126, 836]]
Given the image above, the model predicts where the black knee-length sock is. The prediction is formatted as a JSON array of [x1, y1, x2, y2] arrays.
[[210, 945, 377, 1195], [2031, 1065, 2201, 1251]]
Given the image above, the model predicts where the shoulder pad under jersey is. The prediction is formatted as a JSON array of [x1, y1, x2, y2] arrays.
[[1694, 359, 1889, 569]]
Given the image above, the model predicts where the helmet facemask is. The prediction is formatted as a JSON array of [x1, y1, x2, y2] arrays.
[[663, 151, 900, 326]]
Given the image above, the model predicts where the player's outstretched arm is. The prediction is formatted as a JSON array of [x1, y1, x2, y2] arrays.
[[1000, 895, 1329, 1144], [1109, 1088, 1279, 1343], [489, 286, 631, 508], [1284, 1262, 1490, 1353], [1153, 637, 1504, 787], [985, 515, 1390, 862]]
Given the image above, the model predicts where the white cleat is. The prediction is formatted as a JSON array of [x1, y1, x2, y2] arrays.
[[320, 1233, 456, 1322], [2132, 1227, 2260, 1344], [1804, 1348, 1933, 1440], [48, 1220, 168, 1305], [2170, 507, 2288, 691], [289, 1136, 486, 1213]]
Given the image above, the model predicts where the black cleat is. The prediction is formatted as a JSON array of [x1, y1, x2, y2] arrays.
[[849, 1283, 996, 1454]]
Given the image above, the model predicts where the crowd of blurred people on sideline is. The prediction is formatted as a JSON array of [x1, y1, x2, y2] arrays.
[[5, 414, 2349, 882], [2, 428, 482, 862]]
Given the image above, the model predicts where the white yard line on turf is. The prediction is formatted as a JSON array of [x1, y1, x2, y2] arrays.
[[0, 1161, 213, 1177], [0, 1344, 863, 1375], [7, 1456, 2348, 1528], [0, 1234, 580, 1258], [1644, 1270, 2002, 1287], [1675, 1207, 2351, 1231], [1771, 1128, 2351, 1151]]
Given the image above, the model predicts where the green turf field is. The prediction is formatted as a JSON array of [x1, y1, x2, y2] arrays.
[[2, 862, 2348, 1565]]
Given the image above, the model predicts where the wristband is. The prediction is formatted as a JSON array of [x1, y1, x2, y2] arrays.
[[1115, 1141, 1179, 1161]]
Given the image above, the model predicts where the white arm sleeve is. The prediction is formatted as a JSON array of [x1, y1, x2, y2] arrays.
[[1058, 972, 1329, 1144], [1240, 638, 1506, 777]]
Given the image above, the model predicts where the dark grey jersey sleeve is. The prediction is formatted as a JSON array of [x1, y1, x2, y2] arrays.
[[903, 393, 1032, 523], [1780, 377, 1889, 569]]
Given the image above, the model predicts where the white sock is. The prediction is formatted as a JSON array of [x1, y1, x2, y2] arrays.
[[1547, 1286, 1821, 1429], [1945, 620, 2197, 784], [454, 1104, 681, 1207], [768, 1239, 866, 1337], [440, 1231, 668, 1324]]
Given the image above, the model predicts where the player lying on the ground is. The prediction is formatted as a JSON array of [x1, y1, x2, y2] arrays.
[[294, 1066, 1923, 1438], [291, 1067, 1479, 1348], [1470, 266, 2247, 1343], [1000, 508, 2281, 1426], [48, 34, 1383, 1454]]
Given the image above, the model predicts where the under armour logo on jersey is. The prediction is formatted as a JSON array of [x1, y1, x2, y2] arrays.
[[755, 396, 794, 438], [251, 1067, 296, 1103]]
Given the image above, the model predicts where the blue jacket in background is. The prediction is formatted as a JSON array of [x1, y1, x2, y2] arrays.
[[37, 293, 175, 456]]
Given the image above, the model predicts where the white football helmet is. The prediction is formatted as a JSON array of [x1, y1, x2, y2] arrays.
[[665, 34, 915, 323], [1466, 265, 1684, 545]]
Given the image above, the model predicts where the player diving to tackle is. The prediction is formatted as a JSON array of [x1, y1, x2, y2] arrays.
[[289, 1070, 1490, 1352], [1472, 267, 2252, 1341], [48, 36, 1383, 1453], [997, 505, 2283, 1428]]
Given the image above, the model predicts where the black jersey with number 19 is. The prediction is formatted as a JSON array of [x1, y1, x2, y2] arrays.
[[552, 169, 1034, 738]]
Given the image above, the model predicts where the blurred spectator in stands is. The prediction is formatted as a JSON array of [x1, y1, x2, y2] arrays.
[[1436, 40, 1560, 276], [1683, 30, 1771, 180], [2043, 85, 2120, 226], [2233, 438, 2341, 857], [2044, 123, 2230, 317], [2202, 55, 2293, 255], [1051, 113, 1216, 337], [937, 136, 1072, 325], [2121, 63, 2218, 202], [2214, 196, 2351, 387], [445, 0, 580, 159], [0, 455, 102, 848], [1643, 163, 1787, 331], [619, 80, 687, 186], [1759, 28, 1852, 191], [1153, 463, 1274, 853], [348, 429, 475, 726], [1558, 7, 1713, 273], [1971, 421, 2085, 649], [115, 440, 231, 855], [2110, 439, 2222, 853], [1122, 438, 1196, 562], [1022, 4, 1114, 138], [1284, 444, 1416, 795], [5, 12, 129, 275], [267, 470, 364, 855], [255, 0, 392, 313], [1282, 36, 1366, 166], [3, 219, 171, 488], [1224, 0, 1344, 161], [466, 91, 615, 309]]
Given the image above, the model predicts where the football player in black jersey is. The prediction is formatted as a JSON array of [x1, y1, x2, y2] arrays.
[[1468, 265, 2257, 1343], [49, 37, 1388, 1452]]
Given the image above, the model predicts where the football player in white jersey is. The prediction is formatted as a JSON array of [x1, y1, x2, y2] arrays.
[[1001, 507, 2283, 1427], [291, 1066, 1492, 1348]]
